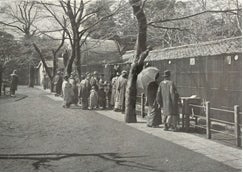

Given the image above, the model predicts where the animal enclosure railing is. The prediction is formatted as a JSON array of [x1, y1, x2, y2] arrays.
[[186, 101, 242, 147]]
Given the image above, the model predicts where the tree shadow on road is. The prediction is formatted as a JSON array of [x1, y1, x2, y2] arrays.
[[0, 152, 163, 171]]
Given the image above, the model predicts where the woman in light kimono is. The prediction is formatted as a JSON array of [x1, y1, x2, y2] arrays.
[[62, 76, 74, 108]]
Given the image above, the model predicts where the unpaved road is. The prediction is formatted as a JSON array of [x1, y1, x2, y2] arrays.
[[0, 86, 238, 171]]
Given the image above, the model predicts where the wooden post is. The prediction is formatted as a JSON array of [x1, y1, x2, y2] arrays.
[[234, 105, 241, 147], [141, 93, 145, 118], [206, 101, 211, 139], [182, 99, 186, 129]]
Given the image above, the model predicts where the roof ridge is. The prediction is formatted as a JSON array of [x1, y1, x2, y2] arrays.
[[153, 36, 242, 53]]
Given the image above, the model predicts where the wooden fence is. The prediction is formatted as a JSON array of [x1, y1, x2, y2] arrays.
[[136, 93, 242, 147]]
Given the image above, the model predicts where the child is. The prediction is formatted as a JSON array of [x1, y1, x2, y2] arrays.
[[89, 86, 98, 110]]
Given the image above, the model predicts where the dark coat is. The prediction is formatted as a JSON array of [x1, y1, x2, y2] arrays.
[[156, 79, 179, 116], [10, 74, 18, 91], [79, 79, 91, 99], [146, 81, 161, 126]]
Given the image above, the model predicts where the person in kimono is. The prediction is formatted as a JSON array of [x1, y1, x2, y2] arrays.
[[62, 75, 74, 108], [114, 70, 127, 113], [89, 86, 98, 110], [146, 73, 162, 128], [69, 72, 79, 105], [10, 70, 18, 97], [79, 73, 91, 110], [110, 72, 119, 107], [156, 70, 179, 131]]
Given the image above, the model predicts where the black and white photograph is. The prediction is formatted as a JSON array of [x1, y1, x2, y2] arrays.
[[0, 0, 241, 171]]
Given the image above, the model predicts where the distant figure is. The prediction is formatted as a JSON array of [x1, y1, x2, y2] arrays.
[[42, 74, 49, 90], [104, 81, 112, 109], [114, 70, 127, 113], [110, 72, 119, 107], [62, 76, 74, 108], [146, 73, 162, 128], [98, 84, 106, 110], [79, 73, 91, 109], [89, 86, 98, 110], [54, 71, 63, 96], [156, 70, 179, 131], [10, 70, 18, 97], [90, 71, 99, 91], [69, 72, 79, 105]]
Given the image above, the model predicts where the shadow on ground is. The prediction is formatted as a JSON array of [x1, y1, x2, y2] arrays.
[[0, 152, 163, 171]]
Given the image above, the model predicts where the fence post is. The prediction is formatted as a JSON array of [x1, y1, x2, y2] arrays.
[[141, 93, 145, 118], [181, 98, 186, 129], [234, 105, 240, 147], [206, 101, 211, 139]]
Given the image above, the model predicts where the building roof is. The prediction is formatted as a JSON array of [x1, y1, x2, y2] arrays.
[[36, 58, 64, 69], [81, 39, 121, 64], [124, 36, 242, 63]]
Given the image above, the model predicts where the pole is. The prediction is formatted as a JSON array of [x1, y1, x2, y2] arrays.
[[206, 101, 211, 139], [234, 105, 241, 147]]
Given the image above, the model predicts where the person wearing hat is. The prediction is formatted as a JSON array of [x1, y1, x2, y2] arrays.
[[156, 70, 179, 131], [10, 70, 18, 97], [114, 70, 128, 113]]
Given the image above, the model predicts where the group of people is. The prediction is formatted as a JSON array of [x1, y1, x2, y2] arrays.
[[59, 70, 128, 112], [47, 68, 179, 132], [146, 70, 180, 132]]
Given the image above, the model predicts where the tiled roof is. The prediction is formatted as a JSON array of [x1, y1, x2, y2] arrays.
[[124, 36, 242, 63]]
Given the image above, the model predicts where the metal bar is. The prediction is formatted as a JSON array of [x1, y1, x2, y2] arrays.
[[210, 128, 235, 137], [193, 114, 206, 119], [210, 118, 235, 125], [206, 102, 211, 139], [191, 124, 207, 129], [234, 105, 241, 147], [210, 107, 234, 113], [189, 104, 204, 108]]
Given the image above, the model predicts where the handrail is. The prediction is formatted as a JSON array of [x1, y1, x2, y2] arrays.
[[189, 104, 204, 108], [210, 118, 235, 126], [210, 107, 234, 113], [210, 128, 235, 137]]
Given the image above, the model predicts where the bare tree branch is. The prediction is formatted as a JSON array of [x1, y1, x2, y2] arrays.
[[148, 9, 242, 25]]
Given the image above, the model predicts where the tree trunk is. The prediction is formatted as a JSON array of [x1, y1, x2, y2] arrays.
[[0, 64, 2, 96], [28, 64, 35, 87], [125, 0, 149, 123], [50, 78, 54, 92], [51, 50, 57, 92]]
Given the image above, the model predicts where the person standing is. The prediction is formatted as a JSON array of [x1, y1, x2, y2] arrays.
[[146, 73, 162, 128], [89, 86, 98, 110], [54, 71, 63, 96], [10, 70, 18, 97], [62, 75, 74, 108], [42, 74, 49, 90], [114, 70, 127, 113], [69, 72, 79, 105], [79, 73, 91, 109], [104, 81, 112, 109], [90, 71, 99, 91], [156, 70, 179, 131], [110, 72, 119, 107]]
